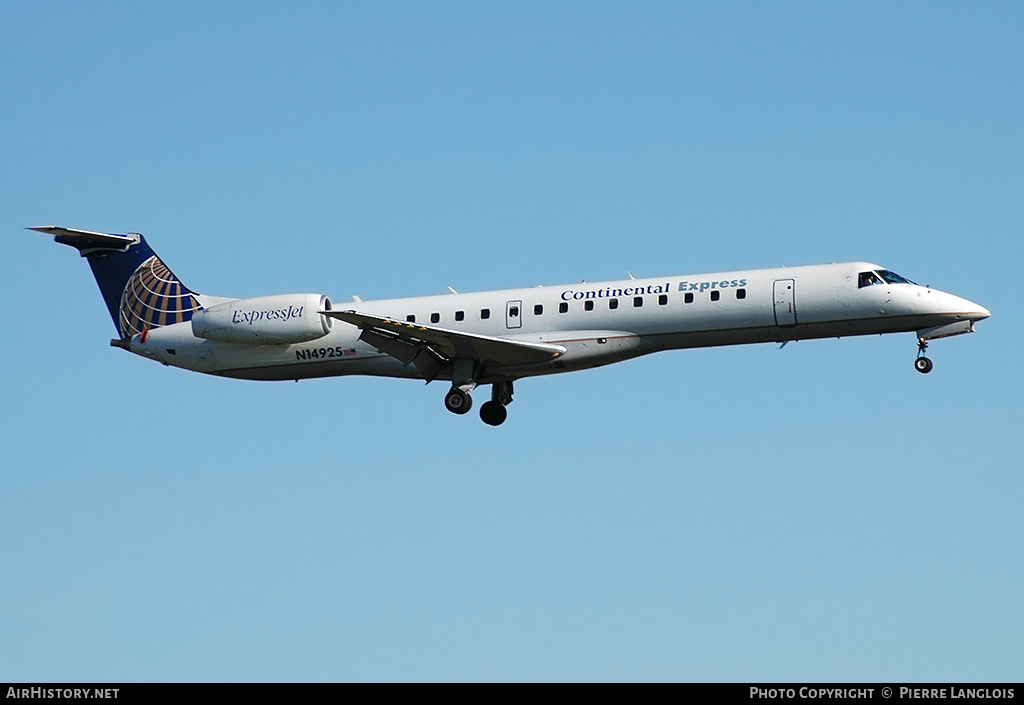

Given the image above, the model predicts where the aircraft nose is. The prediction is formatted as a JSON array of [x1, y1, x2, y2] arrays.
[[968, 302, 991, 322], [949, 293, 990, 322], [920, 289, 990, 322]]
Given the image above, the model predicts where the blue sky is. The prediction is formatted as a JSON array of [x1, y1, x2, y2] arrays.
[[2, 1, 1022, 682]]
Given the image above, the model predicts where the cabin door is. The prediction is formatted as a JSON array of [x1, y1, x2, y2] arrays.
[[773, 279, 797, 327]]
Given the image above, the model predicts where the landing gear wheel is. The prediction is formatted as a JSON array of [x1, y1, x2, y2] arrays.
[[914, 356, 933, 374], [444, 389, 473, 414], [480, 401, 508, 426]]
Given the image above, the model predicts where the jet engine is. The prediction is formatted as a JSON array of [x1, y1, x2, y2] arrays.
[[191, 293, 333, 345]]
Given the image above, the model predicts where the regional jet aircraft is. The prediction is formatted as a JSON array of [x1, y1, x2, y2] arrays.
[[30, 226, 990, 425]]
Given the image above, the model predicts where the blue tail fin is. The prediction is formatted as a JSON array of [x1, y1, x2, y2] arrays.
[[30, 226, 202, 339]]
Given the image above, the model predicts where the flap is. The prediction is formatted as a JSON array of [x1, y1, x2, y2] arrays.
[[323, 309, 565, 367]]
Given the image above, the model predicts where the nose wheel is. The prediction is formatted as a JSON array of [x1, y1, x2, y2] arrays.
[[914, 338, 933, 374]]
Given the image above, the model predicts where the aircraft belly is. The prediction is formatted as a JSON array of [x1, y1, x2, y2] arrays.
[[215, 354, 415, 381], [155, 325, 392, 381]]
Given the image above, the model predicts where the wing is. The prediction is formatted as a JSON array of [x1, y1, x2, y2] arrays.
[[322, 309, 565, 381]]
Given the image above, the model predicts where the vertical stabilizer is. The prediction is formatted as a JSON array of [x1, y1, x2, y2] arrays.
[[29, 226, 202, 339]]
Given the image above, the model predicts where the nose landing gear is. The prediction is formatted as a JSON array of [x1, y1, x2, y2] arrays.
[[915, 338, 933, 374]]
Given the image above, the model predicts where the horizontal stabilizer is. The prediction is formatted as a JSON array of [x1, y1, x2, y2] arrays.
[[323, 309, 566, 368], [28, 226, 138, 253]]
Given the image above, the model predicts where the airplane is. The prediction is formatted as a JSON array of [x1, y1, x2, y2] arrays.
[[29, 225, 990, 426]]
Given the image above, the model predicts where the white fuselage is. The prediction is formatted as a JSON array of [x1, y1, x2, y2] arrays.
[[131, 262, 989, 384]]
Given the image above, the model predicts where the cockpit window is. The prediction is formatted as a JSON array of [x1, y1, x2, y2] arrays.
[[876, 269, 916, 285], [860, 270, 917, 288], [858, 271, 882, 288]]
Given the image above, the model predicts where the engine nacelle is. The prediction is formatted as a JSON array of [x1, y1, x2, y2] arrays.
[[191, 293, 333, 345]]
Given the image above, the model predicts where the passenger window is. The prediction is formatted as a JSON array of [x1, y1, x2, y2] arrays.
[[481, 308, 490, 319], [534, 304, 543, 315], [430, 312, 440, 324], [559, 302, 568, 313], [658, 294, 668, 305], [736, 288, 746, 299], [609, 298, 618, 309], [509, 307, 519, 318], [684, 293, 694, 304], [585, 300, 594, 311], [406, 315, 416, 322], [634, 297, 643, 307], [710, 290, 720, 301], [455, 310, 465, 321]]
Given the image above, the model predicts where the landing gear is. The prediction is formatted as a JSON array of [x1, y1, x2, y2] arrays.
[[444, 358, 477, 415], [444, 388, 473, 414], [444, 376, 514, 424], [479, 380, 514, 426], [915, 338, 933, 374], [480, 401, 507, 426]]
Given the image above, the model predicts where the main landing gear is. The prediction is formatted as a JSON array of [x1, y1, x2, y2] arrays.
[[479, 401, 507, 426], [444, 388, 473, 414], [444, 380, 514, 426], [914, 338, 934, 374]]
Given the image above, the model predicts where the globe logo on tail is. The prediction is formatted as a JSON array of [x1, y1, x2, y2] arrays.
[[118, 255, 201, 338]]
